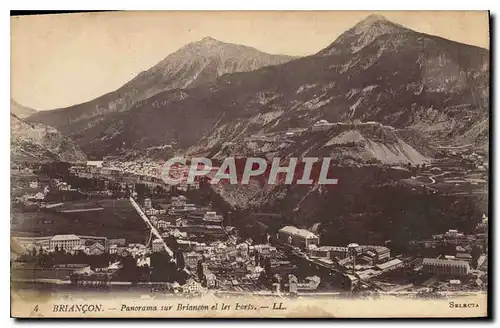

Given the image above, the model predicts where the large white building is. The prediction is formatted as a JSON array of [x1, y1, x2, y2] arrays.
[[278, 226, 320, 249], [423, 258, 470, 276], [49, 234, 83, 251]]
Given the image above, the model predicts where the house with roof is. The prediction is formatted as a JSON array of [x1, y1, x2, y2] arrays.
[[203, 270, 218, 288], [109, 244, 118, 254], [49, 234, 83, 251], [203, 211, 223, 226], [182, 279, 202, 295], [422, 258, 470, 276], [137, 256, 151, 267], [157, 220, 169, 230], [89, 242, 105, 255]]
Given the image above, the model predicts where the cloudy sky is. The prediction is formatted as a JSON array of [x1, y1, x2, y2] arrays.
[[11, 11, 489, 111]]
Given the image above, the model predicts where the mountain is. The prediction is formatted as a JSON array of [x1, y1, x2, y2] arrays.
[[11, 99, 36, 118], [10, 114, 87, 163], [63, 14, 488, 160], [28, 37, 295, 136], [211, 122, 430, 166]]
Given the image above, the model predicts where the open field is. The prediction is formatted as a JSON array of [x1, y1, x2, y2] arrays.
[[11, 199, 150, 244]]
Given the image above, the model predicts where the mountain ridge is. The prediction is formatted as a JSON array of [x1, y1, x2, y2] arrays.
[[11, 113, 87, 163], [28, 15, 489, 160], [28, 37, 296, 135], [11, 99, 37, 118]]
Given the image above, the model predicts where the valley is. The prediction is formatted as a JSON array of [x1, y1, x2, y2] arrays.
[[10, 13, 489, 302]]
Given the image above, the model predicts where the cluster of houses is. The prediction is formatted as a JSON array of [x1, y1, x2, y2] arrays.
[[144, 196, 224, 233], [276, 225, 405, 281], [70, 161, 164, 188], [409, 227, 487, 268]]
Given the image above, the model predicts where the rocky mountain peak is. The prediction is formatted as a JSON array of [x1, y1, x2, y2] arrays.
[[319, 14, 407, 55], [354, 14, 390, 28], [198, 36, 219, 44]]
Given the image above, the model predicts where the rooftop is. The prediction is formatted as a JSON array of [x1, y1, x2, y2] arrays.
[[279, 226, 318, 239], [376, 258, 403, 270], [423, 258, 470, 267], [51, 234, 80, 241]]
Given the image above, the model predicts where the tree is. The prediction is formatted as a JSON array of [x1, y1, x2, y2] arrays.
[[471, 245, 482, 269], [118, 255, 140, 283], [259, 256, 265, 268], [197, 260, 204, 281], [150, 251, 177, 282], [124, 184, 131, 198], [264, 257, 272, 277], [176, 250, 185, 269], [254, 251, 260, 266]]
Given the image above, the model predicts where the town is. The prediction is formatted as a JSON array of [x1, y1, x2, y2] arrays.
[[11, 155, 488, 298]]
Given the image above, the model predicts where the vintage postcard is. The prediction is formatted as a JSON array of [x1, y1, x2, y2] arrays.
[[10, 11, 490, 318]]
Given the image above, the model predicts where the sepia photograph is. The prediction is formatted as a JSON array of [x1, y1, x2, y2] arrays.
[[10, 10, 490, 318]]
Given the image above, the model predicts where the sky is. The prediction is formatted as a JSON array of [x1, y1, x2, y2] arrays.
[[11, 11, 489, 111]]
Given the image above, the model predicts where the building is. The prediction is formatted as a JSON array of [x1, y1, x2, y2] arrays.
[[109, 238, 126, 247], [145, 209, 160, 216], [278, 226, 320, 249], [185, 252, 203, 268], [15, 236, 52, 249], [182, 279, 201, 294], [445, 229, 465, 239], [152, 238, 164, 253], [203, 271, 218, 288], [422, 258, 470, 276], [297, 276, 321, 291], [359, 245, 391, 264], [137, 256, 151, 267], [49, 235, 83, 251], [109, 244, 118, 254], [89, 242, 105, 255], [203, 211, 223, 225], [254, 244, 274, 256], [27, 192, 45, 201], [144, 198, 152, 209], [309, 246, 349, 259], [157, 220, 169, 230], [150, 216, 159, 226], [456, 253, 473, 264], [176, 217, 188, 227], [171, 195, 187, 208], [80, 236, 109, 252], [288, 274, 298, 294], [236, 243, 249, 257], [376, 258, 403, 271], [311, 119, 335, 132]]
